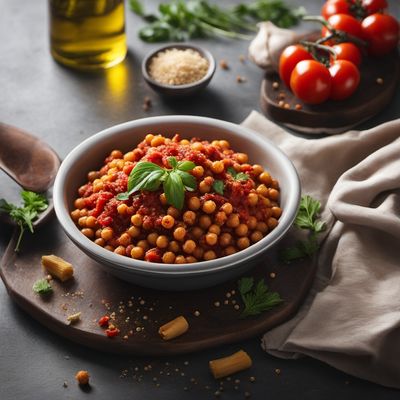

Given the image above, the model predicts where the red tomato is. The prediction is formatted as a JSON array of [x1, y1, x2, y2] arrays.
[[144, 248, 162, 262], [332, 42, 362, 66], [290, 60, 332, 104], [329, 60, 360, 100], [361, 0, 388, 15], [322, 0, 351, 20], [279, 45, 313, 87], [322, 14, 364, 41], [361, 14, 399, 56]]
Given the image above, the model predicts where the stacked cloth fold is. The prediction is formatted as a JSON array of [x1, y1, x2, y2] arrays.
[[242, 111, 400, 389]]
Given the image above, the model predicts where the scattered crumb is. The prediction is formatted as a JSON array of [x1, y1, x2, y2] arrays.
[[275, 368, 281, 375], [63, 381, 68, 388], [270, 272, 276, 279], [272, 82, 279, 90], [236, 75, 247, 83], [214, 301, 221, 307], [234, 304, 240, 310], [376, 77, 384, 85], [194, 310, 201, 317], [239, 55, 246, 63], [295, 104, 302, 111], [245, 391, 251, 398], [219, 60, 229, 70], [75, 370, 90, 385], [284, 103, 290, 109], [143, 96, 152, 111], [46, 274, 53, 282], [67, 312, 81, 324], [249, 376, 256, 382], [278, 100, 285, 108], [278, 92, 285, 99]]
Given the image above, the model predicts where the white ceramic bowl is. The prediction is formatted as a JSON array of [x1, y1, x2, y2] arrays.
[[53, 116, 300, 290]]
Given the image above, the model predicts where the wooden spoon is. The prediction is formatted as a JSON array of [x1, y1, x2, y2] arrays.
[[0, 123, 60, 193], [0, 123, 60, 228]]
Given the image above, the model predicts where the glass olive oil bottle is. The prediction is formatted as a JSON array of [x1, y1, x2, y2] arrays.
[[49, 0, 127, 70]]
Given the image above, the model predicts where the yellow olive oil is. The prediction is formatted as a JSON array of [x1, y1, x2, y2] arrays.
[[49, 0, 127, 70]]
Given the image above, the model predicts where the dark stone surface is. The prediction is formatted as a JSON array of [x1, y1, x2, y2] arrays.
[[0, 1, 399, 399]]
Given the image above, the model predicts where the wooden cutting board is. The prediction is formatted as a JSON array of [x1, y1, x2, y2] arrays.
[[260, 52, 399, 135], [0, 215, 316, 356]]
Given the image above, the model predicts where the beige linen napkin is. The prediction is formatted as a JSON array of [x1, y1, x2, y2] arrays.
[[242, 111, 400, 389]]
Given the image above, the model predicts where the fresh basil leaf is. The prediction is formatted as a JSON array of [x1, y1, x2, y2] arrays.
[[164, 171, 184, 209], [130, 169, 166, 193], [116, 192, 130, 201], [168, 156, 178, 169], [127, 162, 164, 192], [212, 180, 224, 195], [176, 160, 196, 171], [176, 170, 196, 191], [227, 167, 237, 178], [235, 172, 249, 181]]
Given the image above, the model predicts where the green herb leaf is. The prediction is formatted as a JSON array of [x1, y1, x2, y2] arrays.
[[168, 156, 178, 169], [235, 172, 249, 181], [127, 162, 165, 192], [176, 170, 196, 192], [227, 167, 237, 178], [238, 277, 283, 318], [164, 171, 185, 210], [33, 278, 53, 295], [129, 0, 145, 16], [176, 160, 196, 171], [212, 180, 224, 195]]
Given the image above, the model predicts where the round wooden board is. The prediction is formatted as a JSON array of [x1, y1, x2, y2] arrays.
[[0, 216, 316, 356], [260, 52, 399, 135]]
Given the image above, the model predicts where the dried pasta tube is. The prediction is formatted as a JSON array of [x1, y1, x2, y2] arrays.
[[209, 350, 252, 379], [41, 255, 74, 282], [158, 316, 189, 340]]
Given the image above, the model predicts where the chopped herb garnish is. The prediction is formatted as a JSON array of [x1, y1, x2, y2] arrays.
[[0, 191, 48, 252], [212, 180, 225, 195], [33, 278, 53, 295], [280, 195, 326, 263], [238, 277, 283, 318], [227, 167, 249, 182], [117, 157, 196, 209]]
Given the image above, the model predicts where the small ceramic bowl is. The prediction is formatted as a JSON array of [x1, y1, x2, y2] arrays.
[[53, 116, 301, 291], [142, 44, 216, 96]]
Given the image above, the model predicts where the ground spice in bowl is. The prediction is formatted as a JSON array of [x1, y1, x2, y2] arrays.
[[148, 48, 210, 86]]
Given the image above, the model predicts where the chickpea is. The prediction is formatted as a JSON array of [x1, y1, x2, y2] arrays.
[[211, 140, 220, 147], [162, 252, 176, 264], [142, 218, 153, 230], [145, 134, 154, 144], [199, 215, 212, 230], [186, 256, 197, 263], [256, 222, 268, 233], [259, 171, 272, 185], [251, 230, 263, 243], [131, 214, 143, 227], [93, 180, 104, 192], [267, 217, 279, 230], [94, 238, 105, 247], [214, 211, 227, 226], [272, 207, 282, 219], [74, 198, 85, 209], [175, 255, 186, 264], [220, 203, 233, 215], [79, 208, 88, 217], [119, 233, 131, 247], [237, 237, 250, 250], [156, 235, 169, 249], [235, 224, 249, 237], [205, 233, 218, 246], [173, 227, 186, 241], [190, 227, 204, 239], [208, 224, 221, 235], [252, 164, 263, 176], [161, 215, 175, 229], [75, 370, 90, 386], [260, 196, 271, 207], [211, 161, 224, 174], [111, 150, 123, 159], [219, 233, 232, 247], [169, 240, 180, 253], [188, 196, 201, 211], [87, 171, 100, 181], [123, 151, 136, 162], [131, 246, 144, 259], [70, 209, 81, 221], [236, 153, 248, 163], [114, 245, 126, 256], [203, 200, 216, 214], [101, 227, 113, 241], [137, 240, 149, 251], [199, 180, 211, 193], [128, 226, 140, 238], [183, 210, 196, 225], [268, 188, 279, 201], [226, 213, 240, 228], [95, 228, 102, 238], [247, 193, 259, 206], [256, 184, 269, 197], [219, 140, 230, 149], [192, 166, 204, 178], [180, 139, 190, 145], [183, 240, 196, 254], [224, 246, 237, 256], [191, 142, 204, 152], [204, 176, 214, 186], [151, 135, 165, 147], [117, 203, 128, 215], [159, 193, 167, 206], [78, 216, 87, 227], [193, 247, 204, 260], [271, 179, 280, 189], [203, 250, 216, 261], [167, 206, 180, 219], [81, 228, 94, 238], [104, 245, 115, 252], [147, 232, 158, 245]]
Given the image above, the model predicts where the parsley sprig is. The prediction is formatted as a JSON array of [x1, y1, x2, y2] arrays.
[[117, 157, 196, 209], [32, 278, 53, 295], [238, 277, 283, 318], [227, 167, 249, 182], [0, 191, 48, 252], [280, 195, 326, 263]]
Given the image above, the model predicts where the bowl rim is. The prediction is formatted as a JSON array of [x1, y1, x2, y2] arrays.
[[54, 115, 300, 276], [141, 43, 216, 91]]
